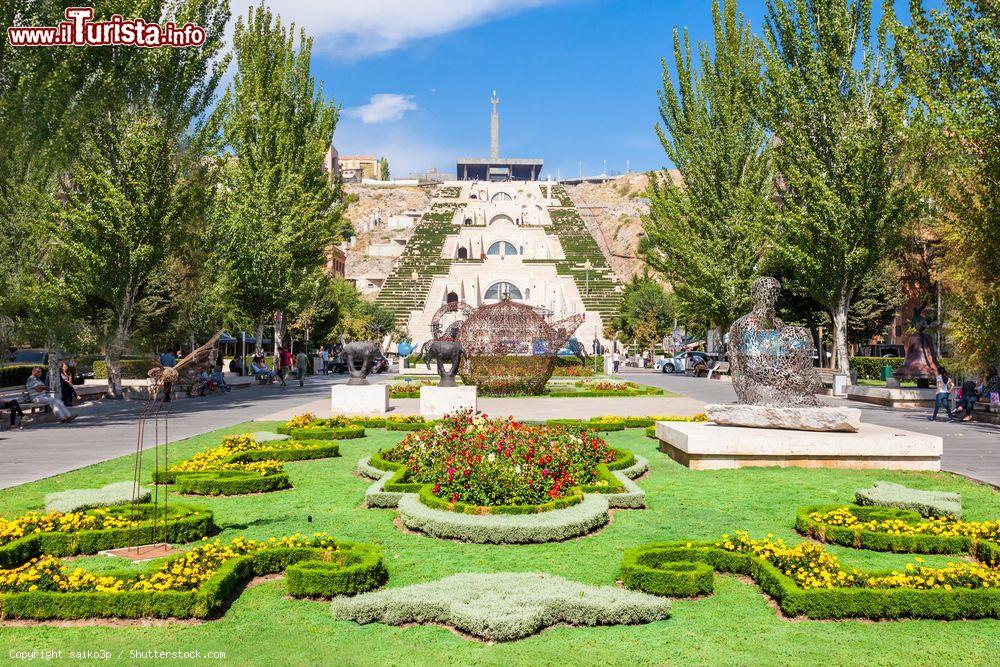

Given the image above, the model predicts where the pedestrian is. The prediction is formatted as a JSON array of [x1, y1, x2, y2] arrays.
[[1, 397, 24, 429], [280, 347, 293, 387], [956, 376, 983, 421], [25, 367, 75, 423], [59, 361, 79, 407], [159, 349, 176, 368], [612, 350, 621, 373], [215, 349, 224, 373], [296, 349, 308, 387], [320, 346, 330, 375], [928, 366, 955, 422]]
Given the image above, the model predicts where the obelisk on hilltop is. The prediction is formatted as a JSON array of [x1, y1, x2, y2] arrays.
[[490, 91, 500, 160]]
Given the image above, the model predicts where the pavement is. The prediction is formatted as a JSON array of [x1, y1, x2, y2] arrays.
[[1, 369, 997, 490]]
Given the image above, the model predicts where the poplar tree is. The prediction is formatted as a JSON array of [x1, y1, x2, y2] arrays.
[[759, 0, 915, 371], [641, 0, 772, 340], [213, 3, 349, 355]]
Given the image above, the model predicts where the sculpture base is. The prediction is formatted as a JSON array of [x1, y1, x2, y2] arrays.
[[704, 404, 861, 433], [420, 385, 477, 419], [331, 384, 389, 415], [655, 421, 941, 471], [847, 385, 938, 408]]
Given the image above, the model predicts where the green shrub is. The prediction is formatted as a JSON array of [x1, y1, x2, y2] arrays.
[[92, 358, 155, 380], [621, 548, 715, 597], [284, 545, 388, 597], [0, 365, 35, 388], [849, 356, 904, 381], [622, 542, 1000, 620], [796, 504, 978, 554], [280, 425, 365, 440], [855, 481, 962, 519]]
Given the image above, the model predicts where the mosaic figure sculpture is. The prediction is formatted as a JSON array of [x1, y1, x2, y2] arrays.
[[729, 277, 821, 406], [422, 339, 464, 388], [705, 278, 860, 432], [342, 339, 380, 386], [892, 305, 940, 388]]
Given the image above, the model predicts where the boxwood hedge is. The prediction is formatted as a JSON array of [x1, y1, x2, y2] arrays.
[[622, 542, 1000, 620]]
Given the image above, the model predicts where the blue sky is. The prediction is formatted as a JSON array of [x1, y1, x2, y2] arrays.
[[249, 0, 924, 179]]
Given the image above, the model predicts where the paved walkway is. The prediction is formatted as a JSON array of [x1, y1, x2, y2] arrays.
[[0, 375, 350, 489], [622, 371, 1000, 488], [2, 370, 997, 490]]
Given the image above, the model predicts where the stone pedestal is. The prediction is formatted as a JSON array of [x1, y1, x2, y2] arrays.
[[604, 356, 614, 375], [704, 404, 861, 432], [847, 385, 937, 408], [655, 421, 941, 471], [420, 385, 477, 419], [331, 384, 389, 415]]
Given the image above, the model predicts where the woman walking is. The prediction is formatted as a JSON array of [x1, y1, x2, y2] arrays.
[[928, 366, 955, 422]]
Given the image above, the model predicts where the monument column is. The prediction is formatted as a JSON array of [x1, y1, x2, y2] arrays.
[[490, 91, 500, 161]]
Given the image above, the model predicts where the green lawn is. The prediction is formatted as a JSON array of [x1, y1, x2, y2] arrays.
[[1, 424, 998, 665]]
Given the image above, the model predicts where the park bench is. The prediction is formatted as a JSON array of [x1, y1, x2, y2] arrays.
[[706, 361, 730, 380], [0, 392, 54, 429], [817, 368, 838, 387]]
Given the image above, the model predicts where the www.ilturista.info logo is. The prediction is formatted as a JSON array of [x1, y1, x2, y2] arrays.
[[6, 7, 206, 48]]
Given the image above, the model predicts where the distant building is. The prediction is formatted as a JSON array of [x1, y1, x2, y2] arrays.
[[409, 168, 455, 184], [340, 155, 378, 183], [322, 144, 339, 184], [456, 92, 543, 181], [325, 245, 346, 277]]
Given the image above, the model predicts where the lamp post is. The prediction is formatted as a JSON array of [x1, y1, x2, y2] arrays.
[[584, 259, 592, 295]]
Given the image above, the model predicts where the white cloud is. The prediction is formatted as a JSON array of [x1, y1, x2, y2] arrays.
[[230, 1, 568, 57], [346, 94, 419, 124]]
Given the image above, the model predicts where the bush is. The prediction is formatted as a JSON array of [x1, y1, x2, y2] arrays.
[[92, 358, 155, 380], [623, 541, 1000, 620], [331, 572, 670, 642], [621, 550, 715, 597], [849, 356, 904, 381], [460, 355, 554, 396], [280, 425, 365, 440], [45, 482, 150, 513], [855, 482, 962, 519], [0, 365, 35, 388], [284, 544, 388, 597]]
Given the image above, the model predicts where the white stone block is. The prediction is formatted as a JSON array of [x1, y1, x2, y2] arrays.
[[420, 386, 477, 419], [331, 384, 389, 415], [847, 385, 937, 408], [704, 404, 861, 432], [655, 421, 941, 471]]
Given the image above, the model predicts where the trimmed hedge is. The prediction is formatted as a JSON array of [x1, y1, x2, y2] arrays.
[[850, 356, 904, 381], [155, 440, 342, 495], [0, 364, 35, 388], [275, 425, 366, 440], [622, 542, 1000, 620], [92, 358, 155, 380], [0, 504, 215, 569], [0, 541, 387, 620], [621, 550, 714, 597], [855, 481, 962, 519], [796, 504, 983, 555]]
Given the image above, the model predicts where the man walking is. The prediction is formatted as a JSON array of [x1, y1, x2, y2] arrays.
[[295, 349, 308, 387]]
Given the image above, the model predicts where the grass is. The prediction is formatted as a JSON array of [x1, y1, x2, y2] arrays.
[[857, 379, 919, 387], [1, 423, 998, 665]]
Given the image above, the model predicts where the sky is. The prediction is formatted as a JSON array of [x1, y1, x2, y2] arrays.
[[235, 0, 925, 180]]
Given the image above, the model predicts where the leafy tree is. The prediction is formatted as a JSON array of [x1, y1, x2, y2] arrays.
[[758, 0, 916, 371], [212, 3, 348, 355], [641, 0, 772, 341], [378, 157, 390, 181], [610, 273, 676, 353], [892, 0, 1000, 372]]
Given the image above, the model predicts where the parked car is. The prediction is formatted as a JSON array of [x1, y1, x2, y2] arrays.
[[1, 348, 48, 367], [328, 351, 389, 375], [658, 351, 716, 374], [858, 344, 904, 358]]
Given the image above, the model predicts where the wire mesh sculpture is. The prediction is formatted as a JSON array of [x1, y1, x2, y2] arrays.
[[126, 330, 222, 556], [430, 300, 476, 340], [729, 278, 821, 406], [457, 299, 583, 395]]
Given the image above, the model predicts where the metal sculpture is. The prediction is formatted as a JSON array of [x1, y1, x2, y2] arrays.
[[729, 278, 821, 406], [341, 338, 381, 386], [892, 305, 940, 388], [457, 299, 584, 396], [127, 330, 222, 556], [430, 300, 476, 340], [421, 339, 464, 387]]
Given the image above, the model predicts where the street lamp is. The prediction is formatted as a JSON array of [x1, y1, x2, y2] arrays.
[[584, 259, 592, 295]]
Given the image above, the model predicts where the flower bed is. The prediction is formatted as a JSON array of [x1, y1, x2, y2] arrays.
[[388, 381, 436, 398], [0, 533, 386, 620], [378, 412, 625, 508], [546, 380, 663, 397], [155, 433, 343, 495], [355, 413, 648, 543], [796, 504, 999, 555], [279, 414, 427, 434], [0, 504, 215, 569]]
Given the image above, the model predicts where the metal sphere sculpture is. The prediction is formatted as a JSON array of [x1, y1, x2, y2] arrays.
[[457, 299, 584, 396], [729, 277, 821, 406]]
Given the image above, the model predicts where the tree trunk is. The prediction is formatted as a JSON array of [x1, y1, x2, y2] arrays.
[[255, 317, 266, 356], [46, 338, 61, 394], [273, 309, 285, 358], [831, 295, 851, 373], [106, 327, 126, 399]]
